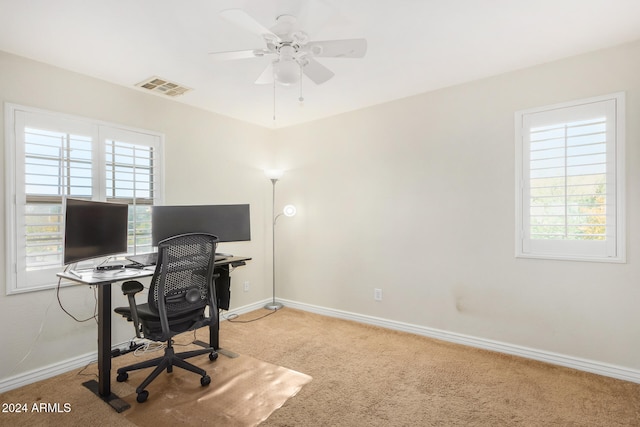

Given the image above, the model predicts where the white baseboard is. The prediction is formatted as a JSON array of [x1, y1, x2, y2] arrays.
[[224, 299, 272, 317], [3, 298, 638, 393], [278, 298, 640, 384], [0, 352, 97, 394]]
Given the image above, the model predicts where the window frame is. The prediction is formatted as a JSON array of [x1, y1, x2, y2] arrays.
[[515, 93, 625, 263], [4, 103, 165, 294]]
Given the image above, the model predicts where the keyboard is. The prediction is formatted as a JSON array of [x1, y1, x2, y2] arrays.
[[126, 252, 157, 267]]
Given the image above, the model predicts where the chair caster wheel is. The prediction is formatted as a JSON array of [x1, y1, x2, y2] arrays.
[[116, 372, 128, 382], [201, 375, 211, 386], [209, 352, 218, 361], [137, 390, 149, 403]]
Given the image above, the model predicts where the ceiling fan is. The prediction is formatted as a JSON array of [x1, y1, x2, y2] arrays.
[[210, 9, 367, 86]]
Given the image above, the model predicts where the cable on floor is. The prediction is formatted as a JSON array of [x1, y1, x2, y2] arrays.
[[222, 308, 279, 323]]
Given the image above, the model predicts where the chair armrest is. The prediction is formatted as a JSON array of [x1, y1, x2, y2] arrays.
[[122, 280, 144, 295], [122, 280, 144, 338]]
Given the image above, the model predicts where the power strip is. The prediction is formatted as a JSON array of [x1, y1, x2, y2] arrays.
[[111, 342, 145, 358]]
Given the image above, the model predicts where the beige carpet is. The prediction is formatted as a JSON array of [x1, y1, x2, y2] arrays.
[[1, 307, 639, 426], [221, 308, 640, 426]]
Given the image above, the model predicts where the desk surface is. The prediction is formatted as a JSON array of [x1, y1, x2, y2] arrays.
[[56, 255, 252, 286], [57, 268, 153, 285]]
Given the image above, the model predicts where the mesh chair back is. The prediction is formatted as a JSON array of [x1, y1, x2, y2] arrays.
[[149, 233, 218, 320]]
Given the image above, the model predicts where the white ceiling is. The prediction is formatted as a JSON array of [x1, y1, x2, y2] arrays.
[[1, 0, 640, 128]]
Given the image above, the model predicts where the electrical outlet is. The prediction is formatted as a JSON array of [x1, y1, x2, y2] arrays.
[[374, 288, 383, 301], [243, 281, 250, 292]]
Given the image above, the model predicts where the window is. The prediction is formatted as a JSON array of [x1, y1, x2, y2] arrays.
[[515, 93, 625, 262], [5, 104, 163, 294]]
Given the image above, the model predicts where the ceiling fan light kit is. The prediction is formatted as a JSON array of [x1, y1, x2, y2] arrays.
[[274, 59, 299, 86]]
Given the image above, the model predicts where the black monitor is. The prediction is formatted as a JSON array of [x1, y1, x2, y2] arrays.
[[151, 204, 251, 246], [63, 198, 129, 265]]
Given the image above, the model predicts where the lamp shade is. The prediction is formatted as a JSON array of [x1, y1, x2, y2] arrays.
[[265, 169, 284, 180], [283, 204, 297, 217]]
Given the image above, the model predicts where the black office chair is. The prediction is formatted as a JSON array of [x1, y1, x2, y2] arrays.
[[114, 233, 220, 403]]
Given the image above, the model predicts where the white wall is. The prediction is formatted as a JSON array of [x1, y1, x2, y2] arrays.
[[0, 51, 274, 383], [2, 37, 639, 388], [273, 39, 640, 371]]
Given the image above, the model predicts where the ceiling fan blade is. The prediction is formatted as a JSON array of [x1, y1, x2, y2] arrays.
[[303, 58, 335, 84], [255, 62, 274, 84], [220, 9, 280, 42], [209, 49, 272, 61], [307, 38, 367, 58]]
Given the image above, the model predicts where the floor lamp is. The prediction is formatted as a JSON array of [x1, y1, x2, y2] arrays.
[[265, 170, 296, 310]]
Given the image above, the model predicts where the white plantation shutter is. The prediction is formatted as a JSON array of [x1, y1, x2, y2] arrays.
[[103, 128, 159, 255], [5, 105, 163, 293], [12, 112, 98, 291], [23, 127, 92, 269], [516, 93, 625, 262]]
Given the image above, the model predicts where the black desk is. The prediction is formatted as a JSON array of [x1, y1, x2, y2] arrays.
[[56, 255, 251, 412]]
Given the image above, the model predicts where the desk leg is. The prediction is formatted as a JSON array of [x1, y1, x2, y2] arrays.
[[210, 267, 241, 358], [97, 283, 111, 396], [194, 267, 225, 351], [82, 282, 130, 413], [210, 308, 220, 350], [211, 266, 230, 350]]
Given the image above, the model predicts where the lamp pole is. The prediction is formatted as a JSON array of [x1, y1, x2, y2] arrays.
[[265, 177, 283, 310], [264, 170, 295, 311]]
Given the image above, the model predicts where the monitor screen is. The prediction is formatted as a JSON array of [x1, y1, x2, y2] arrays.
[[63, 198, 129, 265], [152, 204, 251, 246]]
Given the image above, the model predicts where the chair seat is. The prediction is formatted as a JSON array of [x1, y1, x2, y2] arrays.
[[115, 303, 207, 341], [115, 302, 203, 321]]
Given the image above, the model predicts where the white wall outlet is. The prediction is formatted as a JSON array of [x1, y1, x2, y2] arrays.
[[243, 281, 250, 292], [374, 288, 383, 301]]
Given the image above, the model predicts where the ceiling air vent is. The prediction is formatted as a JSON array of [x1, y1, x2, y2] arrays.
[[136, 77, 191, 97]]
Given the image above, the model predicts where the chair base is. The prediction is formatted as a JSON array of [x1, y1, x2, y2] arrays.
[[116, 343, 216, 402]]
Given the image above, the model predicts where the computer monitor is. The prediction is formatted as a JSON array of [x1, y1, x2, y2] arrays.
[[63, 198, 129, 265], [151, 204, 251, 246]]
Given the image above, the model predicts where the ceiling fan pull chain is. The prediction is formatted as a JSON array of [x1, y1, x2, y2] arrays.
[[273, 77, 277, 122], [299, 62, 304, 105]]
